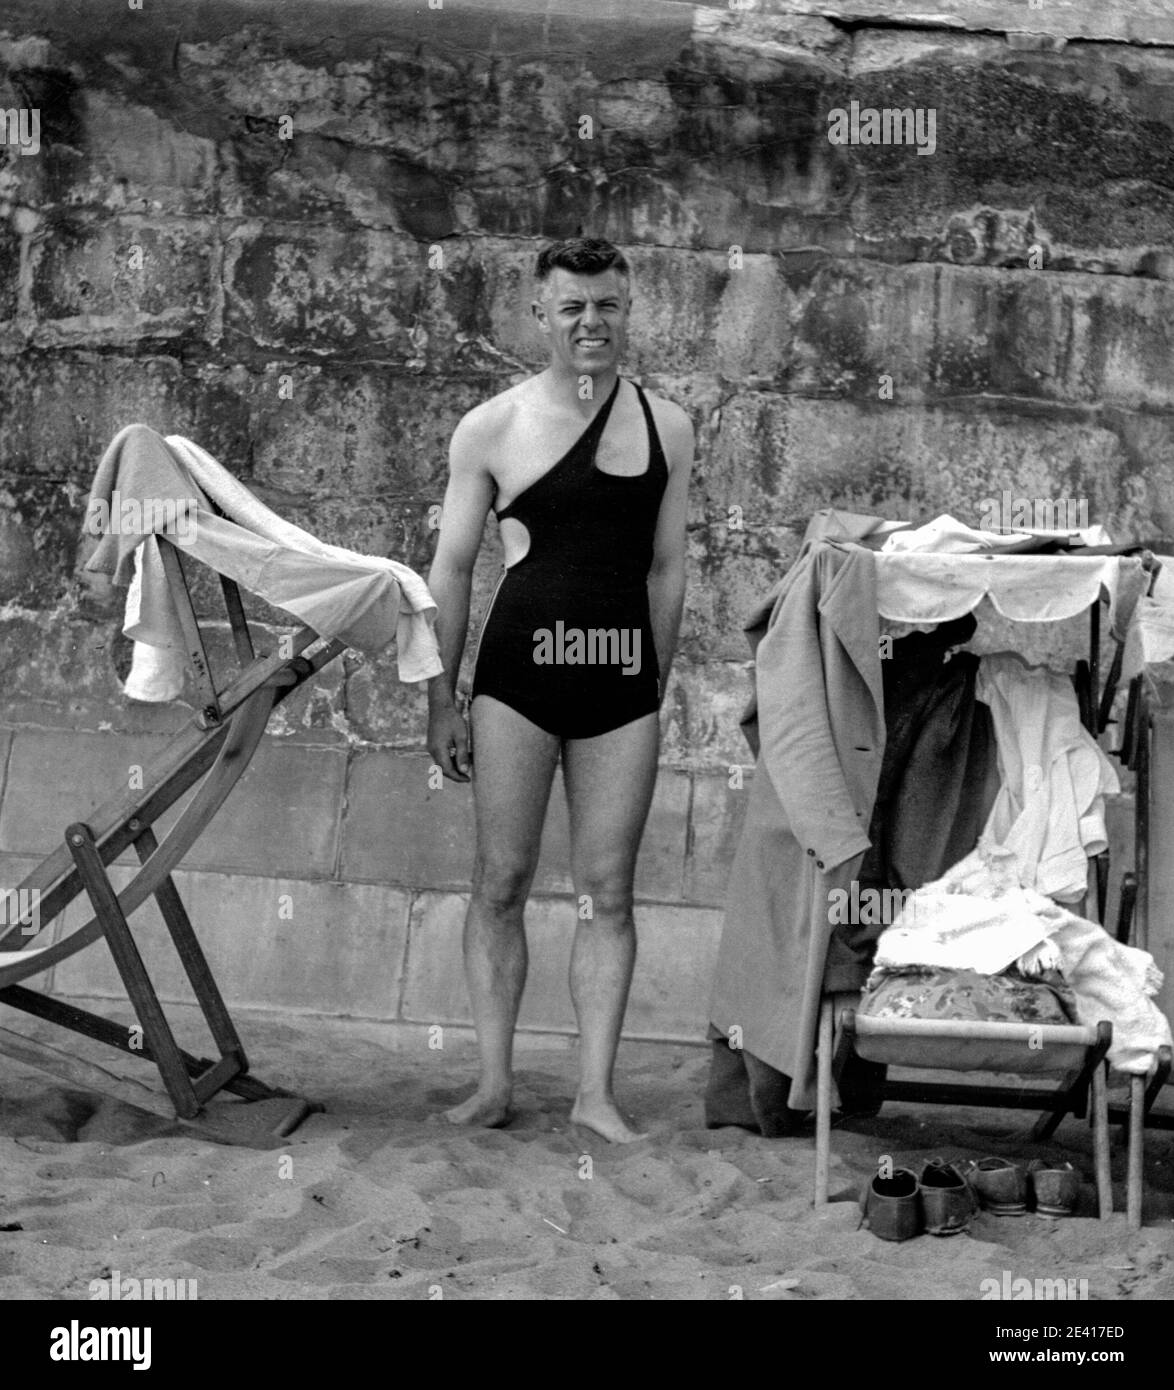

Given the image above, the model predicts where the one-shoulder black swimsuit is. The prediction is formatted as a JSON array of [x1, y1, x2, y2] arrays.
[[471, 378, 669, 739]]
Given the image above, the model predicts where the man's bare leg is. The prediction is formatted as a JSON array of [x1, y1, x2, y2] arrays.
[[444, 695, 561, 1127], [563, 710, 659, 1143]]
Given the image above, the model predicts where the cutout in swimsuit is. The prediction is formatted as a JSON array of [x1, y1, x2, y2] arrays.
[[471, 377, 669, 739]]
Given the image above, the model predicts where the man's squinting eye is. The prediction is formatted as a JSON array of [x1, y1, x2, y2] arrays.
[[560, 301, 621, 313]]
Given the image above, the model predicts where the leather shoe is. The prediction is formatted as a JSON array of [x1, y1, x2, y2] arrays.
[[919, 1158, 976, 1236], [965, 1157, 1027, 1215], [862, 1168, 923, 1241], [1028, 1160, 1080, 1216]]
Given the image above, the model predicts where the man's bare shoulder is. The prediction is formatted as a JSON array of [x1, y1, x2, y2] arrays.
[[451, 377, 539, 454], [641, 387, 694, 459]]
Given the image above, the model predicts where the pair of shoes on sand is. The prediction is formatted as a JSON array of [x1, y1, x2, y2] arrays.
[[861, 1157, 1081, 1241], [966, 1156, 1081, 1217]]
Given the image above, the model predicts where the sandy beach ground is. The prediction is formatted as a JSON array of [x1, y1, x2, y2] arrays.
[[2, 1003, 1172, 1301]]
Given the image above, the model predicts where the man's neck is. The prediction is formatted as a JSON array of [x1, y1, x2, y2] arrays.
[[538, 363, 620, 414]]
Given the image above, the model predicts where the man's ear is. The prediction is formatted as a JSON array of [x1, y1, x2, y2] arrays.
[[531, 298, 549, 332]]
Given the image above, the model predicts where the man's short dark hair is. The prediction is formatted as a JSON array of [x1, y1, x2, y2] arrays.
[[535, 237, 630, 282]]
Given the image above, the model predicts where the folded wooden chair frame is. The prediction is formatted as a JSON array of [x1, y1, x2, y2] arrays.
[[0, 537, 346, 1142]]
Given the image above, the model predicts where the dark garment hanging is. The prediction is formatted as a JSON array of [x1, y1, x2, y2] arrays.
[[825, 615, 1000, 991], [706, 614, 1000, 1135]]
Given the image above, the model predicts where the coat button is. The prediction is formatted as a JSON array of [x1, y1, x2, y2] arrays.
[[816, 860, 825, 869], [807, 848, 815, 856]]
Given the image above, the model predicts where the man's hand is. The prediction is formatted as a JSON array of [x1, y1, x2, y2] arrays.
[[428, 701, 472, 782]]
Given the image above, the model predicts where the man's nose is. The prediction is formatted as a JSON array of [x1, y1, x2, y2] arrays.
[[580, 303, 602, 328]]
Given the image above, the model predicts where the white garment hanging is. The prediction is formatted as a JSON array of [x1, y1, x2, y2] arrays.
[[84, 424, 442, 700], [976, 652, 1119, 902]]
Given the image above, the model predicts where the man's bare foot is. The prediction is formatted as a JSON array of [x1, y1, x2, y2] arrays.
[[444, 1086, 512, 1129], [570, 1095, 649, 1144]]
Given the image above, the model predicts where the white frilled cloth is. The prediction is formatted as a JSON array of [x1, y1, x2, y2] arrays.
[[802, 511, 1149, 640], [84, 423, 442, 701], [875, 551, 1147, 636]]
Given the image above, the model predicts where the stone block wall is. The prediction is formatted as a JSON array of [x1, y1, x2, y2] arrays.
[[0, 0, 1171, 1041]]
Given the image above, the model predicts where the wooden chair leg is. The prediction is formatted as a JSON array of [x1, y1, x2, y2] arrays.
[[66, 822, 201, 1120], [814, 997, 833, 1207], [1128, 1073, 1145, 1230], [1091, 1061, 1112, 1220], [134, 826, 246, 1071], [1144, 1045, 1172, 1111]]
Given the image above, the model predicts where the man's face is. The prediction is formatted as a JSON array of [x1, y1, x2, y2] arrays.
[[533, 267, 630, 377]]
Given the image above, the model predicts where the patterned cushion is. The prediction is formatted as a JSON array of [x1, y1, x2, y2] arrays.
[[860, 966, 1077, 1025]]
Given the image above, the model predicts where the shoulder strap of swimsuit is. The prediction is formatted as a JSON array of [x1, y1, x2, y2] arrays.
[[577, 375, 622, 454], [633, 382, 668, 472]]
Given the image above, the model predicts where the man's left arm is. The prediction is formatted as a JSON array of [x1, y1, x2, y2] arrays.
[[646, 400, 694, 699]]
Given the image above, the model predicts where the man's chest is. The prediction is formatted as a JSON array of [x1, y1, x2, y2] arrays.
[[491, 402, 650, 494]]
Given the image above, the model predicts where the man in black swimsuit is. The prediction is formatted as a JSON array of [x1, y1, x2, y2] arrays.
[[426, 238, 693, 1142]]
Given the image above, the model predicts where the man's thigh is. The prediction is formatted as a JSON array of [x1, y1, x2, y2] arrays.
[[562, 711, 659, 887], [470, 695, 561, 879]]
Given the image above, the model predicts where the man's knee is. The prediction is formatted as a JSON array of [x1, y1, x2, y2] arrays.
[[574, 870, 635, 922], [472, 857, 533, 914]]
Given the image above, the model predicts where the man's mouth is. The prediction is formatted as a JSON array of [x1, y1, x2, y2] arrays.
[[577, 338, 608, 347]]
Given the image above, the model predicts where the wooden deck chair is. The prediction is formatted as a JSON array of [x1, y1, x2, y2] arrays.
[[811, 558, 1173, 1229], [0, 537, 346, 1145]]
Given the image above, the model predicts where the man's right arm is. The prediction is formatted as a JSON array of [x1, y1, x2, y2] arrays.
[[425, 410, 496, 781]]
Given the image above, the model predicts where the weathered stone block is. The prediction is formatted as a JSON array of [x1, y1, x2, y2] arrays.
[[51, 867, 412, 1019], [178, 738, 346, 878], [70, 91, 218, 215], [682, 524, 798, 668], [625, 248, 727, 376], [0, 221, 20, 323], [224, 228, 425, 357], [659, 660, 755, 772], [0, 509, 36, 598], [0, 725, 344, 879], [245, 365, 493, 500], [340, 750, 475, 888], [714, 253, 793, 382], [445, 241, 546, 371], [0, 613, 190, 736], [399, 891, 470, 1025], [220, 137, 426, 232], [0, 354, 252, 482], [0, 728, 174, 859], [703, 391, 1154, 545], [840, 34, 1174, 263], [0, 472, 102, 604], [31, 216, 214, 346], [343, 648, 430, 750], [625, 900, 723, 1039]]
